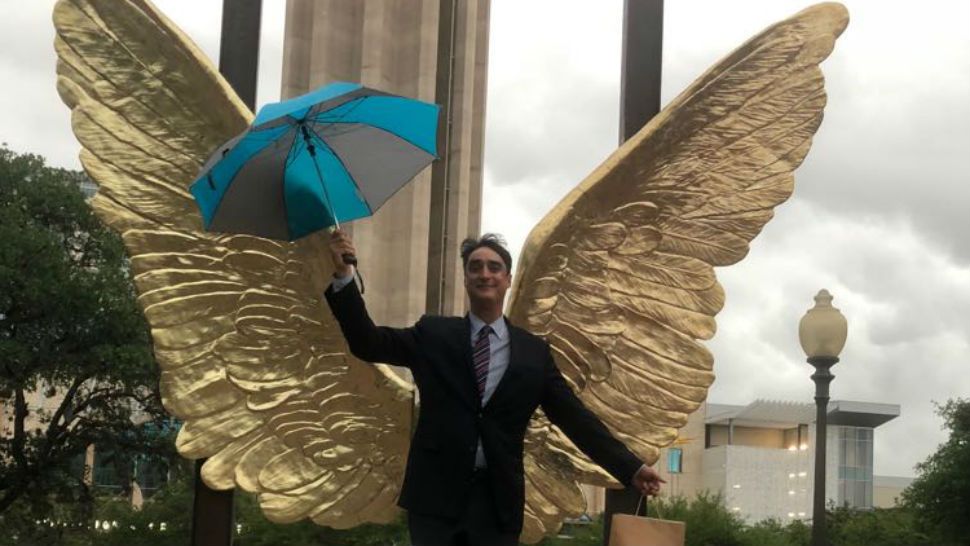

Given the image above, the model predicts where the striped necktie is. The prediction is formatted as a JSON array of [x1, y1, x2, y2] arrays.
[[472, 325, 492, 400]]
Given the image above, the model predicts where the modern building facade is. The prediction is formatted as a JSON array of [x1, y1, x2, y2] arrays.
[[0, 385, 172, 509], [582, 399, 909, 524], [281, 0, 491, 326], [78, 176, 98, 199], [873, 475, 914, 508]]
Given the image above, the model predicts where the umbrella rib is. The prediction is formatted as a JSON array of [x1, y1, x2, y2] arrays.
[[284, 129, 306, 169], [308, 147, 341, 228], [305, 126, 374, 217], [281, 128, 306, 239], [309, 96, 369, 128]]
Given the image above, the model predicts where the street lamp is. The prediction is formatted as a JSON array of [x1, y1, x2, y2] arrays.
[[798, 289, 847, 546]]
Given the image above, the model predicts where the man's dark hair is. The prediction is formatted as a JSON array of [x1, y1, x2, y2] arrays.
[[460, 233, 512, 273]]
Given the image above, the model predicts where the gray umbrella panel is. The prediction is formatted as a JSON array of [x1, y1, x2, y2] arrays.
[[206, 130, 298, 240], [315, 122, 436, 211]]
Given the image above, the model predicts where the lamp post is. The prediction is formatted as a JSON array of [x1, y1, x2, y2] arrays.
[[798, 289, 847, 546]]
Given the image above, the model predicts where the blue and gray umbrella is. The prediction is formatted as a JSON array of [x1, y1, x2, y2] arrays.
[[190, 81, 439, 242]]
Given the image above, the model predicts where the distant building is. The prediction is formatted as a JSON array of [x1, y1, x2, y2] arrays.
[[77, 176, 98, 199], [0, 385, 173, 508], [582, 399, 912, 523], [873, 475, 914, 508]]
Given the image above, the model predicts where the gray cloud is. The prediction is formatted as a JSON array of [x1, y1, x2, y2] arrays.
[[661, 0, 970, 261], [483, 0, 622, 190], [0, 0, 285, 169], [485, 75, 619, 188], [706, 201, 970, 476], [152, 0, 286, 108], [0, 0, 78, 168], [483, 0, 970, 479]]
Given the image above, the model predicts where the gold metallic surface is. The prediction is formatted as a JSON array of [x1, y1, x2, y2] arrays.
[[54, 0, 847, 539], [509, 4, 848, 541], [53, 0, 412, 527]]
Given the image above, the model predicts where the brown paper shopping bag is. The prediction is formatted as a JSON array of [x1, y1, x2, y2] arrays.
[[608, 497, 685, 546]]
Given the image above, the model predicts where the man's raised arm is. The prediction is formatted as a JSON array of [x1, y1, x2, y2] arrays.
[[324, 229, 418, 368]]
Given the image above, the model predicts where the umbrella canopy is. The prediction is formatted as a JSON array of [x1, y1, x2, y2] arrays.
[[190, 82, 439, 241]]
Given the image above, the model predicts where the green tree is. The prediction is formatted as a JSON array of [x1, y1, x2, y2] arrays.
[[902, 398, 970, 544], [234, 490, 410, 546], [649, 493, 745, 546], [0, 146, 168, 523], [74, 468, 410, 546], [739, 518, 809, 546], [826, 506, 929, 546], [534, 515, 603, 546]]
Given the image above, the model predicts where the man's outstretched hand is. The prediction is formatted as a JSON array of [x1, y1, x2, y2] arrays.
[[632, 464, 665, 497]]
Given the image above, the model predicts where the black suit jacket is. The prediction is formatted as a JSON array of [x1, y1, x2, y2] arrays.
[[325, 281, 642, 533]]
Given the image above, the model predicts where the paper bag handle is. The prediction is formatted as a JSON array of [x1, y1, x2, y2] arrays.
[[636, 495, 665, 520]]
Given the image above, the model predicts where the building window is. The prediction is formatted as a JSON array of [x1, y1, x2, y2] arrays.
[[667, 447, 683, 474], [837, 426, 873, 509], [77, 177, 99, 199], [92, 450, 125, 490]]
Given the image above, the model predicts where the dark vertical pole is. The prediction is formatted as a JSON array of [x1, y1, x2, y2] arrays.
[[191, 461, 234, 546], [218, 0, 263, 111], [190, 3, 262, 546], [619, 0, 664, 143], [426, 0, 458, 317], [604, 0, 663, 542], [809, 356, 837, 546]]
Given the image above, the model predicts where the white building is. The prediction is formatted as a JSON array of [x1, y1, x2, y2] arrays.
[[703, 399, 901, 522], [584, 399, 911, 524], [78, 177, 98, 199]]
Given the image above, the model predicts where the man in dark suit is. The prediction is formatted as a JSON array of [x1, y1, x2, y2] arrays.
[[325, 230, 663, 545]]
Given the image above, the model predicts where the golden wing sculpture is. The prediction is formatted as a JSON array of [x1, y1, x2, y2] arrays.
[[53, 0, 413, 527], [509, 3, 848, 541], [54, 0, 848, 540]]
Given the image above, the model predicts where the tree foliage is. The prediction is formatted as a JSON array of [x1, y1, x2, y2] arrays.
[[0, 146, 167, 519], [537, 492, 932, 546], [648, 493, 746, 546], [3, 468, 411, 546], [827, 506, 929, 546], [902, 398, 970, 544]]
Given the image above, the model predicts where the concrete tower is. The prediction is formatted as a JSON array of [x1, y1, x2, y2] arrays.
[[281, 0, 491, 325]]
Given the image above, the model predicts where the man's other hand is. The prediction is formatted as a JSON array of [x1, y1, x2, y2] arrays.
[[329, 229, 356, 278], [632, 464, 665, 497]]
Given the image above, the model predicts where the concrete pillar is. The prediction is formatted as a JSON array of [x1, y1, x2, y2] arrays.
[[281, 0, 491, 326]]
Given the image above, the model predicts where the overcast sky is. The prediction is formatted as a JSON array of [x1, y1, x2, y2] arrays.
[[1, 0, 968, 480]]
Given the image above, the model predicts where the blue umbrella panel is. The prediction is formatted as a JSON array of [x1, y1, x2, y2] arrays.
[[190, 82, 439, 241]]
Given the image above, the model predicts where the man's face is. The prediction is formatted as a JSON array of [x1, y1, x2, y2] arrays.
[[464, 246, 512, 309]]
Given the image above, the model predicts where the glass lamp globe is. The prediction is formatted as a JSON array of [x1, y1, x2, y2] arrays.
[[798, 289, 847, 359]]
